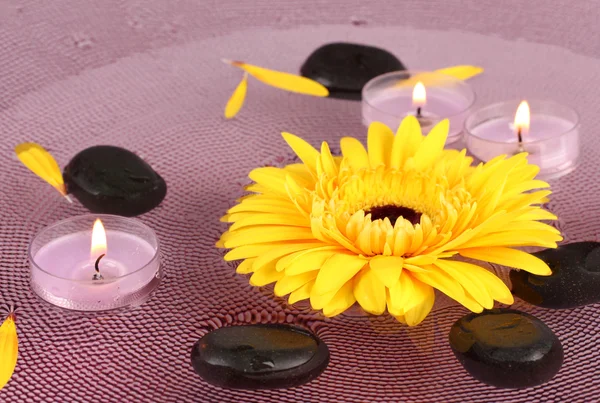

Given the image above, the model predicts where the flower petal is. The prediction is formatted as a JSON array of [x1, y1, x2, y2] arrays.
[[224, 72, 248, 119], [434, 65, 484, 81], [369, 256, 403, 288], [340, 137, 369, 171], [412, 119, 449, 171], [459, 247, 552, 276], [252, 242, 324, 271], [312, 254, 367, 296], [249, 261, 284, 286], [227, 60, 329, 96], [275, 271, 319, 297], [367, 122, 395, 168], [354, 268, 386, 315], [322, 281, 357, 317], [403, 286, 435, 326], [281, 132, 319, 174], [223, 226, 316, 248], [289, 280, 314, 304]]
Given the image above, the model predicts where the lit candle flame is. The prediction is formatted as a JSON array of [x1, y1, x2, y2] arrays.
[[91, 219, 107, 259], [514, 100, 530, 138], [412, 81, 427, 108]]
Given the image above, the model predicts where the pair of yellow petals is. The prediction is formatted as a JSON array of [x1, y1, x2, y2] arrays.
[[224, 61, 483, 119]]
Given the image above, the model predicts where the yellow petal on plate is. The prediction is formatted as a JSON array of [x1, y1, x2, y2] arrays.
[[434, 65, 484, 81], [15, 143, 66, 196], [225, 60, 329, 97], [393, 66, 484, 88], [224, 72, 248, 119], [0, 312, 18, 391]]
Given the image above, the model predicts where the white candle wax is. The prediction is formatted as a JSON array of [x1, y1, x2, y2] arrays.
[[465, 101, 580, 180], [30, 216, 161, 311]]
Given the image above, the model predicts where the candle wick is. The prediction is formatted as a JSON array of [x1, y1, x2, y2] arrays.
[[93, 254, 106, 281], [517, 127, 525, 152], [416, 107, 422, 118]]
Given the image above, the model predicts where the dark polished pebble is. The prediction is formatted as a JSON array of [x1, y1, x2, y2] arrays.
[[191, 324, 329, 389], [300, 42, 406, 100], [511, 242, 600, 309], [449, 309, 563, 389], [63, 146, 167, 216]]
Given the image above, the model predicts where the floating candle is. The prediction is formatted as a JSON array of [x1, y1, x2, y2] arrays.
[[465, 100, 580, 180], [362, 70, 475, 144], [29, 215, 162, 312]]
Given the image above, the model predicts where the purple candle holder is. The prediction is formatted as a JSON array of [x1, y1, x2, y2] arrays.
[[29, 214, 162, 312], [464, 100, 580, 180], [362, 70, 475, 144]]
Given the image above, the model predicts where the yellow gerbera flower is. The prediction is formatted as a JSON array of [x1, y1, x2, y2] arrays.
[[218, 116, 562, 326]]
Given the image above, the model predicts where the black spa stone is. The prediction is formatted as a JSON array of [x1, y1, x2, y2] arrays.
[[510, 242, 600, 309], [190, 324, 329, 389], [63, 146, 166, 217], [300, 42, 406, 100], [449, 309, 563, 389]]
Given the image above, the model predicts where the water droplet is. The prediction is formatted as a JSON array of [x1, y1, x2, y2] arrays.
[[250, 355, 275, 371]]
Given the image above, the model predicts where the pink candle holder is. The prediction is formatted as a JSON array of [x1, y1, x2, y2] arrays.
[[29, 214, 162, 312], [362, 70, 475, 144], [464, 100, 580, 180]]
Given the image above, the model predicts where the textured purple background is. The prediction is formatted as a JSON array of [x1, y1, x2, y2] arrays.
[[1, 1, 600, 402]]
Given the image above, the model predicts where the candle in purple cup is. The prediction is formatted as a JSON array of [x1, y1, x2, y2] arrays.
[[465, 100, 580, 180], [362, 70, 475, 144], [29, 215, 162, 312]]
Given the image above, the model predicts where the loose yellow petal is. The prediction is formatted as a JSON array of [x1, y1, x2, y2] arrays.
[[354, 268, 386, 315], [0, 312, 18, 390], [15, 143, 66, 196], [459, 247, 552, 276], [226, 60, 329, 96], [435, 65, 484, 81], [224, 72, 248, 119]]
